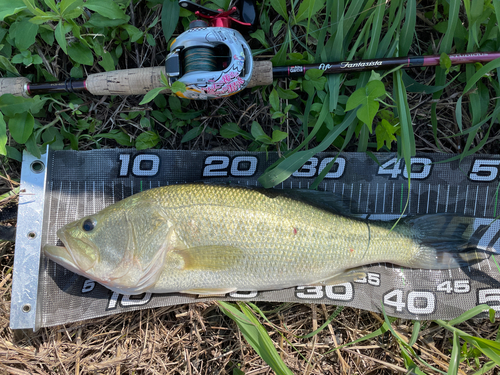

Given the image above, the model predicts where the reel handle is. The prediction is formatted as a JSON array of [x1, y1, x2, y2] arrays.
[[0, 61, 273, 97]]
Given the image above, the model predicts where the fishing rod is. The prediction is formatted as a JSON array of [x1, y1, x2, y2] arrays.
[[1, 0, 499, 100]]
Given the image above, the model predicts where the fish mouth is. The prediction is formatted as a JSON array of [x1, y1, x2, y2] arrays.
[[43, 243, 88, 276], [43, 230, 97, 273]]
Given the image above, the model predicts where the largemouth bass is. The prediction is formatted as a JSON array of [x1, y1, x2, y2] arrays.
[[43, 184, 488, 295]]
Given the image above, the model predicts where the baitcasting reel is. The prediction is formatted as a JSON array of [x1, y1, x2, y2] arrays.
[[165, 0, 256, 99]]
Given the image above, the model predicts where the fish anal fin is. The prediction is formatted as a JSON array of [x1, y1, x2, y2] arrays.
[[311, 269, 366, 286], [181, 287, 237, 296], [174, 245, 243, 271]]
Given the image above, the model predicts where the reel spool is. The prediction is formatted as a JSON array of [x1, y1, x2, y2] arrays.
[[165, 22, 253, 99]]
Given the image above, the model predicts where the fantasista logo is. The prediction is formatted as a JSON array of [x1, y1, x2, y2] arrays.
[[318, 61, 384, 70], [339, 61, 383, 69]]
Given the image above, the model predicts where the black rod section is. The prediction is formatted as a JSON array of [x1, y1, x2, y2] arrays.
[[272, 52, 500, 78], [273, 56, 420, 78], [27, 79, 87, 96]]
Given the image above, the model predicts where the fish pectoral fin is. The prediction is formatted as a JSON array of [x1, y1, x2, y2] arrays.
[[174, 245, 244, 271], [181, 287, 237, 296], [311, 268, 366, 286]]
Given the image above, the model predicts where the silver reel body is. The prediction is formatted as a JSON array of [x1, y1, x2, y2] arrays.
[[165, 27, 253, 99]]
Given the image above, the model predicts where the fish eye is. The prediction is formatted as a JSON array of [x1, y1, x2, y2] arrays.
[[82, 219, 95, 232]]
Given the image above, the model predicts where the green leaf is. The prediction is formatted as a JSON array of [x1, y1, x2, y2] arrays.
[[249, 29, 269, 49], [271, 130, 287, 143], [86, 13, 128, 27], [98, 129, 133, 146], [172, 110, 203, 120], [0, 95, 36, 117], [98, 50, 115, 71], [346, 80, 386, 130], [43, 0, 58, 13], [169, 95, 181, 112], [439, 53, 452, 74], [276, 86, 298, 100], [220, 122, 252, 140], [6, 146, 22, 161], [139, 117, 150, 128], [146, 33, 156, 46], [305, 69, 324, 80], [60, 0, 83, 15], [375, 119, 397, 150], [55, 20, 67, 53], [135, 131, 160, 150], [272, 20, 284, 37], [0, 56, 20, 75], [269, 0, 288, 21], [67, 42, 94, 65], [121, 24, 143, 43], [0, 112, 7, 156], [161, 0, 179, 43], [251, 122, 272, 144], [171, 81, 186, 93], [269, 89, 280, 111], [140, 87, 165, 105], [8, 112, 34, 144], [0, 0, 26, 21], [84, 0, 128, 19], [11, 18, 39, 51], [24, 133, 40, 158], [181, 126, 202, 143], [42, 127, 64, 150], [295, 0, 325, 24]]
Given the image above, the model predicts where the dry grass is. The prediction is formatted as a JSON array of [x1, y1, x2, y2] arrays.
[[1, 242, 499, 375]]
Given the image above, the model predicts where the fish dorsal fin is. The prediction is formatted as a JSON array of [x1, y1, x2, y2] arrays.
[[195, 183, 362, 217], [273, 189, 363, 218], [173, 245, 244, 271]]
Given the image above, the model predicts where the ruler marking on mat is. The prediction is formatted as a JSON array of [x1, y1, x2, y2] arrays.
[[391, 183, 395, 213], [465, 185, 469, 214], [474, 186, 479, 217], [484, 186, 489, 217], [384, 184, 387, 213], [445, 185, 450, 213], [417, 183, 421, 214], [366, 183, 371, 212], [426, 184, 430, 214], [436, 184, 440, 213]]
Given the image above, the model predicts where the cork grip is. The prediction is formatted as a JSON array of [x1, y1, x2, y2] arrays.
[[85, 60, 274, 95], [0, 77, 31, 98]]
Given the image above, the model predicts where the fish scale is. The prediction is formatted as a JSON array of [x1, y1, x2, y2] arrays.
[[44, 184, 488, 295]]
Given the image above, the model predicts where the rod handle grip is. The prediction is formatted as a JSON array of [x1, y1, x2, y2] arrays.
[[85, 60, 274, 95], [0, 60, 274, 97], [0, 77, 31, 98]]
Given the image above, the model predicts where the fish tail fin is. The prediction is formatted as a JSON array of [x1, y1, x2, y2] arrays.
[[403, 215, 493, 269]]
